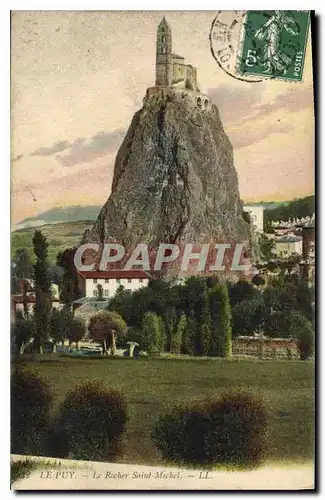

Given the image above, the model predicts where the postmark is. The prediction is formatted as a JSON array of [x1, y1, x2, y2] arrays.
[[209, 11, 263, 83], [210, 10, 310, 83], [238, 11, 310, 81]]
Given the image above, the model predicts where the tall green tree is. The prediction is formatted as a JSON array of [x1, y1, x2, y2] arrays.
[[182, 311, 196, 356], [22, 280, 29, 318], [97, 284, 104, 301], [33, 231, 52, 353], [56, 247, 81, 308], [209, 282, 232, 357], [170, 312, 186, 354], [197, 289, 211, 356], [14, 248, 33, 279], [158, 316, 167, 353], [140, 312, 163, 355]]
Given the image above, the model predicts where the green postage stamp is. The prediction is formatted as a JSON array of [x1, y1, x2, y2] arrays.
[[238, 11, 310, 81]]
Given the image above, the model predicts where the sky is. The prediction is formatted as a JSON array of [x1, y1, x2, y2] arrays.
[[11, 11, 315, 223]]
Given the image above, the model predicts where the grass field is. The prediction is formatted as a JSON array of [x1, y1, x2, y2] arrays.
[[11, 221, 93, 264], [14, 356, 314, 467]]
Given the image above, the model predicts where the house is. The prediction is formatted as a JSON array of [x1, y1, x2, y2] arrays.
[[77, 269, 150, 299], [274, 235, 303, 257], [11, 294, 62, 318], [73, 297, 110, 326], [243, 205, 264, 233]]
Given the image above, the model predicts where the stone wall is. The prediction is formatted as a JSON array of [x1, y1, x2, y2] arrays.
[[144, 86, 211, 110]]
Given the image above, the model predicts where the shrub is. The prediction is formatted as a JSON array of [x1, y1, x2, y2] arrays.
[[50, 380, 127, 461], [11, 367, 53, 455], [289, 311, 314, 360], [152, 392, 268, 468]]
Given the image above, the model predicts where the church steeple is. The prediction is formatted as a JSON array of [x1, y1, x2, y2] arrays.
[[156, 17, 172, 86]]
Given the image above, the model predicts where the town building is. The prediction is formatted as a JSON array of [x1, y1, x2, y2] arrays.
[[11, 294, 62, 317], [274, 235, 303, 257], [77, 269, 150, 299], [243, 205, 264, 233]]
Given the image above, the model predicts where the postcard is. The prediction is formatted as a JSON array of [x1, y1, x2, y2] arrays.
[[11, 10, 315, 491]]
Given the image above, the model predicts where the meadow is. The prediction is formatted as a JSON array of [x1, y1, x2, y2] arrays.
[[11, 221, 93, 264], [14, 355, 314, 467]]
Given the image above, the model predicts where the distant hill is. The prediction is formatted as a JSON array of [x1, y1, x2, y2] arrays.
[[14, 205, 102, 230], [264, 195, 315, 225], [11, 220, 94, 265], [246, 201, 290, 210]]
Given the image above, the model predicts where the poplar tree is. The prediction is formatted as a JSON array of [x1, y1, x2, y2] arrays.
[[182, 311, 196, 356], [209, 282, 232, 357], [33, 230, 52, 353], [170, 312, 186, 354], [197, 289, 212, 356]]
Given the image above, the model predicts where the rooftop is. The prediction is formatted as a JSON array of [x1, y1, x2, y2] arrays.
[[275, 235, 302, 243]]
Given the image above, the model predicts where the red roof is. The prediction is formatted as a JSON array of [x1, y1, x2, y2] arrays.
[[77, 270, 150, 279]]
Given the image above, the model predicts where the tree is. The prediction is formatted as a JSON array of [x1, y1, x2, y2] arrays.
[[13, 248, 33, 279], [163, 307, 177, 352], [140, 312, 163, 355], [12, 311, 35, 354], [49, 307, 72, 351], [209, 283, 232, 357], [258, 234, 276, 262], [170, 313, 186, 354], [97, 284, 104, 301], [252, 274, 265, 287], [182, 312, 196, 356], [33, 231, 52, 353], [288, 311, 314, 360], [22, 280, 29, 318], [197, 289, 211, 356], [88, 311, 127, 356], [56, 247, 81, 308], [157, 316, 167, 353], [229, 280, 258, 307], [68, 317, 86, 350], [232, 298, 265, 338]]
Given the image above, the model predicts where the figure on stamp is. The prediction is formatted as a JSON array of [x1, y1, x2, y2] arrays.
[[255, 11, 300, 75]]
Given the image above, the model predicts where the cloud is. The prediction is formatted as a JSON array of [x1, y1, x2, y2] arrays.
[[207, 83, 266, 124], [208, 84, 313, 126], [56, 129, 126, 167], [31, 140, 71, 156], [230, 122, 294, 149], [208, 84, 313, 149]]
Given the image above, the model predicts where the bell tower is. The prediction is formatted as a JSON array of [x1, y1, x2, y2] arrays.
[[156, 17, 172, 86]]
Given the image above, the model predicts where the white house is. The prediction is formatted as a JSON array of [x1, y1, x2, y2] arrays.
[[243, 205, 264, 233], [77, 269, 150, 299], [274, 235, 303, 257]]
